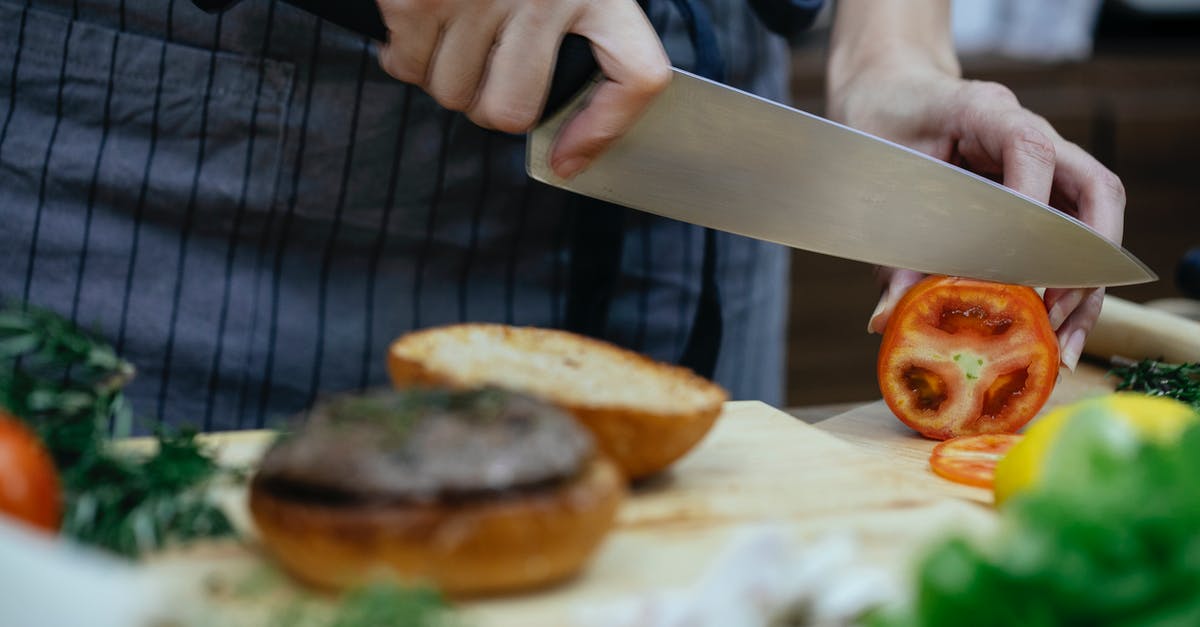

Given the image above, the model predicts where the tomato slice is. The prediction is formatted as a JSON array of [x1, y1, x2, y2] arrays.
[[877, 276, 1060, 440], [0, 412, 62, 532], [929, 433, 1023, 489]]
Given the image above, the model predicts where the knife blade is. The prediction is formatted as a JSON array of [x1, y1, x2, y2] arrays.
[[526, 68, 1156, 288], [243, 0, 1153, 288]]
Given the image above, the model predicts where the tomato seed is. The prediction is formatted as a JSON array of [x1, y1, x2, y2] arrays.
[[903, 366, 947, 411], [983, 368, 1030, 417]]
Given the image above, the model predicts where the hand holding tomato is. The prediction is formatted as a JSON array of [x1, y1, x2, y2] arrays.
[[0, 411, 62, 532], [869, 269, 1103, 373], [840, 71, 1123, 371], [824, 4, 1125, 371]]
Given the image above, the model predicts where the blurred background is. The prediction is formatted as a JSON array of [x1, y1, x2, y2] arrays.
[[783, 0, 1200, 408]]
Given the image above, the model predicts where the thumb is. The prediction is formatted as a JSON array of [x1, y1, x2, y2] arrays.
[[868, 268, 926, 334]]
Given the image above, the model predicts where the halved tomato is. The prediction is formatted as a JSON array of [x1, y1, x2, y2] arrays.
[[930, 433, 1023, 489], [878, 276, 1059, 440]]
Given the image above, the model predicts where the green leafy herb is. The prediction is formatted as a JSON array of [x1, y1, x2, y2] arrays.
[[199, 566, 454, 627], [327, 583, 449, 627], [316, 386, 520, 446], [0, 305, 135, 449], [1109, 358, 1200, 411], [871, 403, 1200, 627], [59, 428, 235, 557], [0, 303, 234, 557], [254, 578, 450, 627]]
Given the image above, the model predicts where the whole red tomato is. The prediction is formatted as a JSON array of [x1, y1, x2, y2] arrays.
[[877, 276, 1060, 440], [0, 411, 63, 531]]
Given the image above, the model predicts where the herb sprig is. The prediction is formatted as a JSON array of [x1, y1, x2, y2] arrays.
[[205, 567, 452, 627], [0, 304, 234, 557], [1109, 357, 1200, 411]]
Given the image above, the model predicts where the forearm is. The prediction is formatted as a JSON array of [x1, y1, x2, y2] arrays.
[[827, 0, 961, 97]]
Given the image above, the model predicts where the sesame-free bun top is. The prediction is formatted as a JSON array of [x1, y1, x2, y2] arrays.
[[387, 324, 728, 479]]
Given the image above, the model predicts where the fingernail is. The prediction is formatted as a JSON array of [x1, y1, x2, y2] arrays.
[[553, 157, 588, 179], [866, 296, 888, 334], [1061, 328, 1086, 372], [1047, 300, 1068, 331], [1046, 289, 1090, 332]]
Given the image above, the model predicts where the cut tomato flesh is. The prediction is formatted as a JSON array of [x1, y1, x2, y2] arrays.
[[902, 365, 947, 411], [929, 433, 1023, 489], [937, 306, 1013, 336], [982, 368, 1030, 418], [878, 276, 1060, 440]]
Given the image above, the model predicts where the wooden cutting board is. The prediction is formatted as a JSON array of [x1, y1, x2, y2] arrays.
[[816, 363, 1118, 504], [144, 402, 993, 627]]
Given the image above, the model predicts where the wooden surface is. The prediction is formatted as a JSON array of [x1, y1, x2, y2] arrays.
[[814, 363, 1118, 504], [1085, 295, 1200, 364], [144, 402, 993, 627], [785, 401, 864, 425], [143, 363, 1126, 624]]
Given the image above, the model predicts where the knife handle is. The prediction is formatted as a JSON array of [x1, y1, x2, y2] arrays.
[[286, 0, 601, 124]]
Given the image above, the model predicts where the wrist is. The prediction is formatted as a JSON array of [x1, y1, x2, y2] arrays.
[[829, 44, 960, 93], [825, 0, 961, 119], [826, 46, 961, 122]]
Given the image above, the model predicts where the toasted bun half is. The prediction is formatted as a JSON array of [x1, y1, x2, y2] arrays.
[[249, 457, 624, 598], [387, 324, 728, 480]]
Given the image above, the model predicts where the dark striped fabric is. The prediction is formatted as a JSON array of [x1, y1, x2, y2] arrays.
[[0, 0, 800, 432]]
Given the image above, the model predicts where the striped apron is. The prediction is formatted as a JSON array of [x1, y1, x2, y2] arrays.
[[0, 0, 816, 431]]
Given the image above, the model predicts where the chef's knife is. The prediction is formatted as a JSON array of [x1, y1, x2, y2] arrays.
[[257, 0, 1155, 288], [526, 69, 1154, 288]]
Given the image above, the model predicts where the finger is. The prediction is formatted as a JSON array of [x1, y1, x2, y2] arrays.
[[1043, 287, 1084, 331], [375, 10, 442, 85], [425, 8, 507, 111], [549, 1, 670, 178], [955, 88, 1057, 203], [468, 6, 575, 134], [867, 268, 925, 334], [1051, 141, 1126, 243], [987, 112, 1058, 204], [1054, 287, 1104, 371]]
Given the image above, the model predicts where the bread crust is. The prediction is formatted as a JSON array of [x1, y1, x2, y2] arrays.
[[249, 457, 625, 598], [386, 324, 727, 480]]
